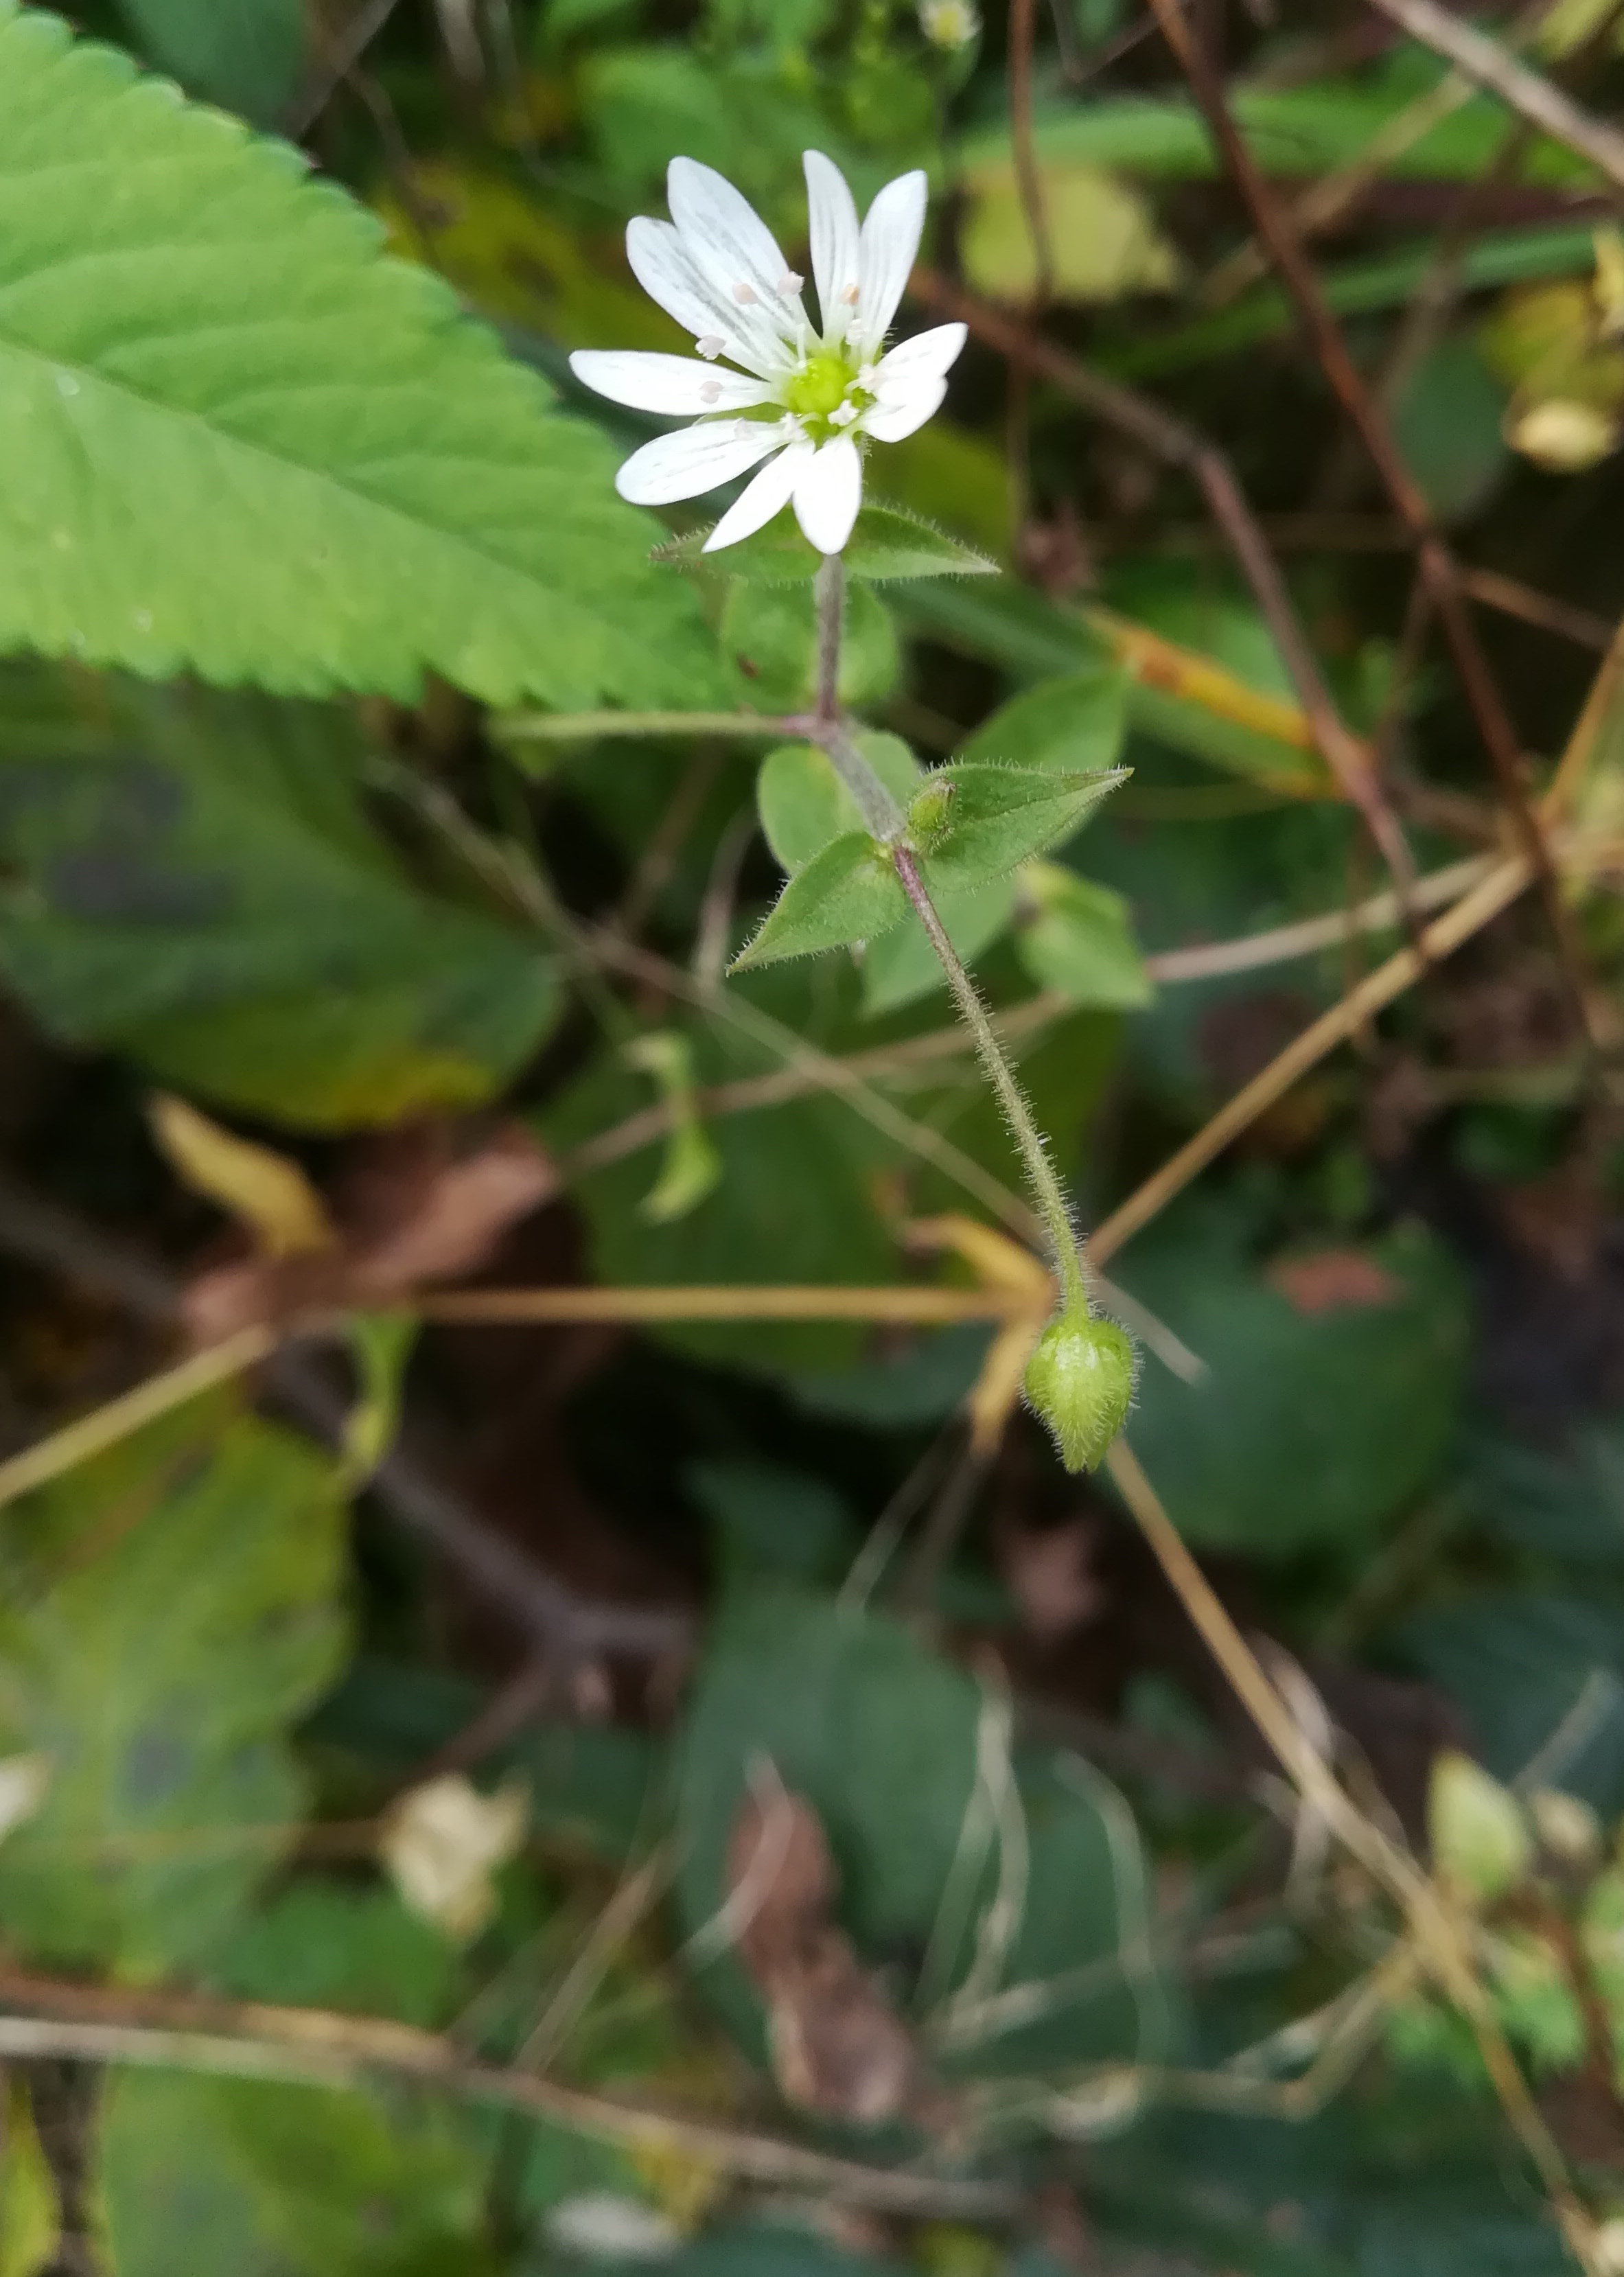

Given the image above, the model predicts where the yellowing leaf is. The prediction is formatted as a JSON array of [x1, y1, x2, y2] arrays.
[[150, 1093, 334, 1258], [962, 165, 1183, 308]]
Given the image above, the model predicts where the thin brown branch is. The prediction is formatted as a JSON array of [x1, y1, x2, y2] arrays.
[[1144, 0, 1608, 1047], [0, 1973, 1011, 2220], [1361, 0, 1624, 191], [907, 267, 1421, 906], [1010, 0, 1056, 305]]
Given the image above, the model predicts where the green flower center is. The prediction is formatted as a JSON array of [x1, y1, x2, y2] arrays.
[[785, 354, 855, 420]]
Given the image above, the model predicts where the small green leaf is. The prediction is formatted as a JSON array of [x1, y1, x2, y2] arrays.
[[721, 579, 898, 709], [656, 502, 998, 583], [732, 831, 907, 969], [338, 1312, 419, 1488], [1017, 862, 1152, 1009], [758, 732, 923, 872], [918, 761, 1129, 890], [959, 667, 1129, 775]]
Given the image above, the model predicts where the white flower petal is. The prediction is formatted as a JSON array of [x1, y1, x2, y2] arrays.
[[703, 441, 811, 551], [615, 420, 784, 507], [570, 351, 774, 417], [625, 217, 789, 379], [804, 150, 862, 344], [667, 157, 809, 340], [871, 321, 966, 391], [793, 435, 863, 555], [861, 375, 947, 443], [856, 170, 927, 354]]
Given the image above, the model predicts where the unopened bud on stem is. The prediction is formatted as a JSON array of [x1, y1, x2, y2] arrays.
[[1022, 1307, 1137, 1472]]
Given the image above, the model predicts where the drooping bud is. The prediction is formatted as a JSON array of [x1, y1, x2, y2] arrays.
[[1022, 1308, 1137, 1472]]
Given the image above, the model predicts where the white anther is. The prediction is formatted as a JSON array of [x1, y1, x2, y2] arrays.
[[732, 281, 758, 305], [695, 334, 726, 360], [841, 281, 860, 306], [699, 380, 723, 404], [778, 270, 804, 294], [829, 400, 858, 426]]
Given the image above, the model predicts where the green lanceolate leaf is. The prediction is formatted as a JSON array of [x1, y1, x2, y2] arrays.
[[757, 732, 922, 872], [656, 502, 998, 583], [914, 761, 1129, 890], [0, 7, 719, 708], [959, 667, 1129, 775], [732, 829, 908, 968], [1017, 862, 1152, 1009], [0, 666, 562, 1128], [0, 1400, 348, 1981]]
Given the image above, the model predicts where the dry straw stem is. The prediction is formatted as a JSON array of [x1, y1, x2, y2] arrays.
[[1362, 0, 1624, 191], [0, 1972, 1010, 2221], [1105, 1440, 1601, 2273], [0, 1322, 277, 1516]]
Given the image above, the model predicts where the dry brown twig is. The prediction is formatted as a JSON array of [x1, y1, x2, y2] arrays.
[[1144, 0, 1611, 1048]]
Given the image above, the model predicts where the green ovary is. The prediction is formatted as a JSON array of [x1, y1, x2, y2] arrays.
[[785, 354, 855, 420]]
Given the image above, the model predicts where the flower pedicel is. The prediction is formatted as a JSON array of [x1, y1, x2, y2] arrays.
[[570, 152, 966, 557]]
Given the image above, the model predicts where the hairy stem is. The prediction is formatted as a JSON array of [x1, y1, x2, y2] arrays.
[[814, 551, 1087, 1313], [812, 553, 905, 840], [893, 844, 1089, 1316]]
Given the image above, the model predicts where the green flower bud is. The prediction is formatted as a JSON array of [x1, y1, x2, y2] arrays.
[[906, 776, 956, 855], [1022, 1310, 1137, 1472]]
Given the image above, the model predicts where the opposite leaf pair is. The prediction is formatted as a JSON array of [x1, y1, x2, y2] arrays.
[[735, 753, 1130, 969]]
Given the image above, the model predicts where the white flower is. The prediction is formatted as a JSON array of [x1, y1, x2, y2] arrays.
[[570, 153, 966, 557]]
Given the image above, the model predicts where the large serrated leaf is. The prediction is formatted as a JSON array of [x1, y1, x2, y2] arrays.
[[0, 7, 719, 707], [731, 830, 908, 968], [113, 0, 305, 121], [916, 760, 1129, 889], [0, 1398, 348, 1981], [0, 664, 561, 1128]]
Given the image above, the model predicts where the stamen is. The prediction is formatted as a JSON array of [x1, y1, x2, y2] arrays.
[[778, 270, 804, 295], [829, 400, 858, 427], [695, 334, 726, 360], [732, 281, 758, 305], [840, 282, 860, 306], [699, 380, 723, 405]]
